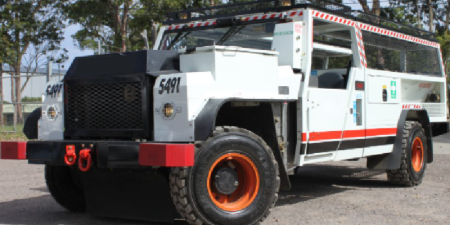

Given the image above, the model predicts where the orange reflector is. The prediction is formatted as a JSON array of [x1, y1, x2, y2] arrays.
[[139, 144, 194, 167], [0, 142, 27, 160]]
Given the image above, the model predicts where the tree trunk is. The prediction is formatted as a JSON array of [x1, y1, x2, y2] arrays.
[[121, 31, 127, 52], [14, 64, 22, 124], [120, 1, 131, 53], [0, 62, 3, 126], [371, 0, 381, 16], [357, 0, 380, 22], [414, 0, 422, 29], [428, 0, 434, 32], [141, 29, 149, 50], [21, 75, 31, 92], [445, 1, 449, 31], [151, 23, 160, 48], [10, 66, 16, 127]]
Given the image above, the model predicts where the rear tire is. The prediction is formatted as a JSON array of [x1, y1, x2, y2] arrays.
[[170, 126, 280, 225], [387, 121, 427, 187], [45, 165, 86, 212]]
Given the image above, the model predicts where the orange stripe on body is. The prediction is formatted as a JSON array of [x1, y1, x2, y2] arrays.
[[366, 128, 397, 136], [301, 128, 397, 142]]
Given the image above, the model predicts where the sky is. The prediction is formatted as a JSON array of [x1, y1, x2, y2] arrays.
[[60, 24, 94, 69]]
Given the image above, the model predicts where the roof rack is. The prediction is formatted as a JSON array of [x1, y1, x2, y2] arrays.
[[164, 0, 351, 24], [164, 0, 436, 41], [350, 11, 436, 40]]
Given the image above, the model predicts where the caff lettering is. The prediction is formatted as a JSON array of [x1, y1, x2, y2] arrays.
[[46, 84, 63, 97]]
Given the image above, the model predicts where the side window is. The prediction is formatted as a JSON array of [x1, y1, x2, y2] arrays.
[[309, 25, 354, 89], [362, 31, 441, 76]]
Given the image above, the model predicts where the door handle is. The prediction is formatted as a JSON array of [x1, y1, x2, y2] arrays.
[[356, 99, 362, 126]]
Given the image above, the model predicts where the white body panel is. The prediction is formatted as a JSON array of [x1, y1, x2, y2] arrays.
[[307, 89, 348, 135], [154, 72, 215, 142], [38, 81, 64, 140], [154, 46, 302, 142], [271, 21, 303, 69]]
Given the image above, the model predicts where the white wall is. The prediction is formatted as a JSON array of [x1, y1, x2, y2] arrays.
[[1, 72, 62, 102]]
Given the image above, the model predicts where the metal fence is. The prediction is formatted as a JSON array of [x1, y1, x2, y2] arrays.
[[0, 64, 65, 139]]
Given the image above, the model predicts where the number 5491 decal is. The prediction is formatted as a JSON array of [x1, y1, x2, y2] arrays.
[[158, 77, 181, 95]]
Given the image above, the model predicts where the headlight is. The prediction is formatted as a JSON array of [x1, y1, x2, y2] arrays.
[[163, 103, 174, 118], [43, 105, 59, 121], [157, 102, 181, 120]]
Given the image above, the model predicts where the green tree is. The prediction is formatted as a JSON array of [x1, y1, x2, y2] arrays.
[[0, 0, 67, 123], [437, 30, 450, 74], [65, 0, 137, 53], [0, 1, 14, 126], [65, 0, 186, 53], [127, 0, 190, 51], [65, 0, 234, 53]]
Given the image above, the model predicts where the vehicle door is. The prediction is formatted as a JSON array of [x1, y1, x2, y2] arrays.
[[304, 24, 365, 163]]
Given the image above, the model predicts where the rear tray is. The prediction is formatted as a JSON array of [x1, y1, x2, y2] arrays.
[[80, 169, 178, 223]]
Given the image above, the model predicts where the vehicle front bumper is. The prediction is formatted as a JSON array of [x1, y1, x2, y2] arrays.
[[1, 140, 194, 169]]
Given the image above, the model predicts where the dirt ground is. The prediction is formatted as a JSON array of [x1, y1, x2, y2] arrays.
[[0, 136, 449, 225]]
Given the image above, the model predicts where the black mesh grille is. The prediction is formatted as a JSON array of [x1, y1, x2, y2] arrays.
[[66, 82, 144, 130]]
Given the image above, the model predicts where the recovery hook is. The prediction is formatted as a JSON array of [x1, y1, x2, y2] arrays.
[[64, 145, 77, 166], [78, 149, 92, 172]]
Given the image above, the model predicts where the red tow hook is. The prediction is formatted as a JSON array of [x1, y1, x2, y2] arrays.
[[64, 145, 77, 166], [78, 149, 92, 172]]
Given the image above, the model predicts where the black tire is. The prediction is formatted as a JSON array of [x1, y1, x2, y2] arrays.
[[387, 121, 427, 187], [45, 165, 86, 212], [170, 126, 280, 225], [23, 107, 41, 139]]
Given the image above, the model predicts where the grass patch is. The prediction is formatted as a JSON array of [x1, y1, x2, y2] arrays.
[[0, 124, 27, 141]]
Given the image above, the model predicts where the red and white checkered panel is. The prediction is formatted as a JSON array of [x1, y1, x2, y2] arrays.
[[359, 23, 440, 48], [287, 10, 303, 18], [312, 10, 356, 27], [355, 23, 367, 68], [168, 21, 218, 30], [439, 48, 446, 77], [241, 12, 284, 21]]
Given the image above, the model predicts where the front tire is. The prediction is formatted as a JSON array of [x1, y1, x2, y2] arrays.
[[387, 121, 427, 187], [170, 127, 280, 225], [45, 165, 86, 212]]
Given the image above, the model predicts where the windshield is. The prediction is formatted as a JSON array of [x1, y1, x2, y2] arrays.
[[159, 22, 276, 50]]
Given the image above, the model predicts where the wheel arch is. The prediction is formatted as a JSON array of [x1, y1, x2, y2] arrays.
[[367, 109, 433, 170], [194, 99, 292, 190]]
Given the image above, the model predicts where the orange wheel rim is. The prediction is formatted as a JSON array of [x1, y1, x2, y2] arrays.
[[207, 153, 260, 212], [411, 137, 424, 172]]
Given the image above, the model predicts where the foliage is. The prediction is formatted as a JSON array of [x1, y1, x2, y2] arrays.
[[21, 96, 42, 103], [0, 0, 67, 123], [437, 30, 450, 75], [65, 0, 262, 53], [0, 0, 67, 66], [65, 0, 190, 53]]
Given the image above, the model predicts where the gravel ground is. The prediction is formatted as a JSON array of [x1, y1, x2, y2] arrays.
[[1, 137, 449, 225]]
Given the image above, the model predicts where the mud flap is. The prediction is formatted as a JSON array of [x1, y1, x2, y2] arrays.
[[79, 169, 178, 223], [367, 110, 433, 170]]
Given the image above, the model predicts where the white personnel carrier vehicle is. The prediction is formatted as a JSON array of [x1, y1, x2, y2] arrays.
[[1, 1, 448, 224]]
